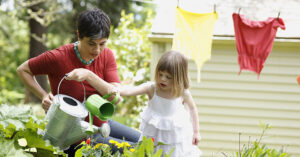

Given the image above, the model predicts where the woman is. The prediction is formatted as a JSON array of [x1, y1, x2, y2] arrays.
[[17, 8, 141, 156]]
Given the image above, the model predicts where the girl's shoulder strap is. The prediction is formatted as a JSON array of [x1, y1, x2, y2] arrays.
[[181, 89, 190, 102], [145, 81, 156, 99]]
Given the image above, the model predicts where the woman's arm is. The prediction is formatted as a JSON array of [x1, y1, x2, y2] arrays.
[[66, 68, 117, 96], [183, 89, 201, 145], [17, 60, 53, 111], [66, 69, 153, 101]]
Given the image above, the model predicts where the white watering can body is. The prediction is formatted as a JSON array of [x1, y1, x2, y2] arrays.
[[43, 76, 111, 150], [44, 94, 110, 150]]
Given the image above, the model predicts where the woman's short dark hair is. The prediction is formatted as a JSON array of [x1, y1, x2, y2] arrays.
[[77, 8, 111, 39]]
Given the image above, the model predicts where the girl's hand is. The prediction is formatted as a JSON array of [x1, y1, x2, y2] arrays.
[[42, 93, 54, 112], [106, 90, 122, 105], [192, 132, 201, 145], [65, 68, 90, 82]]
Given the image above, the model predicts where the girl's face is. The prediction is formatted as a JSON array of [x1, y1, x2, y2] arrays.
[[158, 71, 173, 91], [78, 37, 107, 61]]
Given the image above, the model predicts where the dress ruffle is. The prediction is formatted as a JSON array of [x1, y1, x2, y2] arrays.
[[139, 106, 193, 144], [139, 106, 189, 130]]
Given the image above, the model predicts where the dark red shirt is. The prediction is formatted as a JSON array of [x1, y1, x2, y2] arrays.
[[29, 43, 120, 126], [232, 13, 285, 77]]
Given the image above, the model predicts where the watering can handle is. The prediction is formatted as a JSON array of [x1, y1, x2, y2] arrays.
[[102, 93, 119, 105], [57, 74, 86, 104]]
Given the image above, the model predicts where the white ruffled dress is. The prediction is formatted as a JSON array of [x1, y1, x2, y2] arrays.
[[139, 85, 202, 157]]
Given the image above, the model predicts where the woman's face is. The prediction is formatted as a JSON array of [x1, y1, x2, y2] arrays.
[[78, 37, 107, 61], [157, 71, 173, 91]]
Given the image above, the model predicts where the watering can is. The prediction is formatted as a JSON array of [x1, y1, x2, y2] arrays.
[[43, 75, 117, 150]]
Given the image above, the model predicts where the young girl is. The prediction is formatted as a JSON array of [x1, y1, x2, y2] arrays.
[[120, 50, 202, 156]]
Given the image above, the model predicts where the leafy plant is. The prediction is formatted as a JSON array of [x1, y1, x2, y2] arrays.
[[223, 122, 290, 157], [75, 136, 173, 157], [75, 138, 123, 157], [123, 136, 174, 157], [0, 104, 64, 156]]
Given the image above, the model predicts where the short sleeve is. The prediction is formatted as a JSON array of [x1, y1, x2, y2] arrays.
[[28, 50, 58, 75]]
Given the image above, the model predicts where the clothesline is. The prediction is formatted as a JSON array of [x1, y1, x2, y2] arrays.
[[177, 4, 286, 18], [151, 33, 300, 40], [213, 35, 300, 40], [174, 1, 300, 19], [171, 7, 287, 81], [131, 0, 300, 21]]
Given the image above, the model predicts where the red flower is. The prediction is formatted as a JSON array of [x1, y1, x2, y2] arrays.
[[151, 137, 155, 142], [86, 138, 91, 145], [297, 75, 300, 84]]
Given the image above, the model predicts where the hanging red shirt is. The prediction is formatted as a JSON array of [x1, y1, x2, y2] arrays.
[[232, 13, 285, 77]]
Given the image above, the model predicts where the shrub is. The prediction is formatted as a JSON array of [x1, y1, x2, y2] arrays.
[[223, 123, 290, 157], [0, 104, 64, 156], [75, 136, 173, 157]]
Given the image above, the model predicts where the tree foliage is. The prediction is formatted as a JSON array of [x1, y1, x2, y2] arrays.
[[108, 10, 153, 128], [0, 9, 29, 104], [0, 0, 155, 105]]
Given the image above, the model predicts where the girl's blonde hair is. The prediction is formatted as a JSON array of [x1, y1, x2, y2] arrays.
[[155, 50, 189, 97]]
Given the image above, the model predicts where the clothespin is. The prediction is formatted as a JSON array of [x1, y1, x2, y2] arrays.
[[213, 4, 216, 13], [277, 12, 280, 21], [238, 8, 241, 14]]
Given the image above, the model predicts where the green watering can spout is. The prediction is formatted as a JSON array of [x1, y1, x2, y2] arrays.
[[85, 94, 116, 134]]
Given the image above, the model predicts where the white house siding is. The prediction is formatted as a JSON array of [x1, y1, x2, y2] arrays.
[[149, 35, 300, 157]]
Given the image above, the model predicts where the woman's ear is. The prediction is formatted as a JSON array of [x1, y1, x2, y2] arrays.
[[76, 30, 81, 40]]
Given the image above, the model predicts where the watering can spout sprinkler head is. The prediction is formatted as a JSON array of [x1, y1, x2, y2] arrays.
[[99, 123, 110, 138], [79, 120, 110, 138]]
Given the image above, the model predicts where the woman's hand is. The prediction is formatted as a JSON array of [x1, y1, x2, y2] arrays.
[[42, 93, 54, 112], [192, 132, 201, 145], [65, 68, 90, 82]]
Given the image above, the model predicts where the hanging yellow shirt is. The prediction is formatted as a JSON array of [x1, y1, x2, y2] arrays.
[[172, 7, 218, 82]]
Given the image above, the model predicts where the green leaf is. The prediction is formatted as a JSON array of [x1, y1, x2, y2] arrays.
[[154, 149, 163, 157], [1, 123, 16, 138], [75, 146, 85, 157], [0, 104, 33, 130], [17, 118, 53, 151], [0, 137, 33, 157], [145, 137, 154, 155], [137, 143, 145, 157], [156, 142, 168, 146]]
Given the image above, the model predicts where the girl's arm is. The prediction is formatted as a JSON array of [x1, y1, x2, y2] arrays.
[[183, 89, 201, 145], [119, 82, 153, 97]]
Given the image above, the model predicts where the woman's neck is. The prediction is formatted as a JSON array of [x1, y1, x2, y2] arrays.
[[77, 42, 88, 61], [74, 41, 94, 65]]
